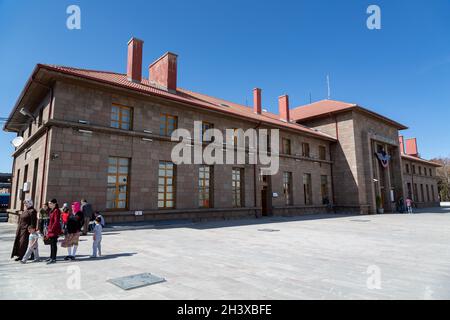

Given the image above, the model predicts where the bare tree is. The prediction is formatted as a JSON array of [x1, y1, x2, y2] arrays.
[[431, 157, 450, 201]]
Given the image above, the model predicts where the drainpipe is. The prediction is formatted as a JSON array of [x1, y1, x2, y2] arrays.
[[329, 145, 336, 212], [253, 121, 262, 217]]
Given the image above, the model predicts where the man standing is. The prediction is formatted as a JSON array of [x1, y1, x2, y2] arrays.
[[81, 199, 93, 235]]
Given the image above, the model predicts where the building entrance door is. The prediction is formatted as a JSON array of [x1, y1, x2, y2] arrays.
[[261, 187, 268, 216]]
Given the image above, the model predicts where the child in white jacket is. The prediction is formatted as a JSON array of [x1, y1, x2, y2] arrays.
[[90, 217, 103, 258], [21, 226, 40, 263]]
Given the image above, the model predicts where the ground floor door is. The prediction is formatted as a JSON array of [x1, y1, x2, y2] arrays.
[[261, 187, 268, 216]]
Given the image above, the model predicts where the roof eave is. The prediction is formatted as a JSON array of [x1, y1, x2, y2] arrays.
[[292, 105, 408, 130], [36, 65, 337, 142], [3, 64, 43, 132]]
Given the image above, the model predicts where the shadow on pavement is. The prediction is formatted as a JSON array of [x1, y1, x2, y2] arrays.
[[106, 213, 364, 232], [55, 252, 137, 263]]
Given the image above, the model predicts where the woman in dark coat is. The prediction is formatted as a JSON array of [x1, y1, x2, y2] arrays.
[[46, 199, 62, 264], [11, 199, 37, 261]]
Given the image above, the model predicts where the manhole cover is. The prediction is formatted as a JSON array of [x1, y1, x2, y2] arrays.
[[350, 219, 371, 222], [258, 228, 280, 232], [107, 273, 166, 290]]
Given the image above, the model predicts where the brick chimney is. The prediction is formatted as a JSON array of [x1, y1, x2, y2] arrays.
[[149, 52, 178, 92], [253, 88, 262, 114], [127, 38, 143, 83], [278, 95, 290, 122], [406, 138, 419, 157], [398, 136, 405, 154]]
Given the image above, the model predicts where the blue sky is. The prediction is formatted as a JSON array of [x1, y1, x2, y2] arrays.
[[1, 0, 449, 172]]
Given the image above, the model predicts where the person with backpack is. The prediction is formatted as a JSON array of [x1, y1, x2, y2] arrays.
[[46, 199, 62, 264], [61, 205, 70, 235], [62, 202, 83, 260]]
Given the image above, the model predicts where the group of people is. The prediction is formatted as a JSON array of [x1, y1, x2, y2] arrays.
[[397, 196, 415, 214], [11, 198, 104, 265]]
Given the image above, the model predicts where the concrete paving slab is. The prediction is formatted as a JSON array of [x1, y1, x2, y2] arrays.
[[1, 207, 450, 299]]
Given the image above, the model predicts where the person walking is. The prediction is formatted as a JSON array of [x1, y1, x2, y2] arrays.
[[406, 197, 413, 214], [62, 202, 83, 260], [81, 199, 93, 236], [46, 199, 62, 264], [37, 203, 50, 236], [90, 217, 103, 258], [11, 199, 37, 261], [21, 225, 40, 264]]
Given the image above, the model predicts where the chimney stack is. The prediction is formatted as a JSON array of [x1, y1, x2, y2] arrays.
[[253, 88, 262, 114], [149, 52, 178, 92], [127, 38, 143, 83], [405, 138, 419, 157], [399, 136, 405, 154], [278, 95, 290, 122]]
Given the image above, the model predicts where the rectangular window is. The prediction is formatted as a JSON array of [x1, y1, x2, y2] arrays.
[[303, 173, 312, 205], [14, 169, 20, 210], [413, 183, 418, 201], [426, 184, 430, 202], [202, 122, 214, 142], [281, 138, 291, 155], [21, 165, 28, 211], [283, 172, 293, 205], [158, 161, 176, 209], [405, 164, 410, 174], [419, 166, 422, 175], [111, 104, 132, 130], [107, 157, 130, 209], [420, 184, 424, 202], [302, 143, 310, 158], [31, 158, 39, 206], [159, 114, 178, 136], [38, 108, 44, 127], [429, 168, 432, 177], [407, 183, 412, 199], [321, 175, 329, 204], [232, 168, 244, 207], [431, 185, 435, 201], [199, 165, 213, 208], [319, 146, 326, 160], [412, 165, 416, 174]]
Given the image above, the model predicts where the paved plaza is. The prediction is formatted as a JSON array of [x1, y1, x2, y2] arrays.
[[1, 206, 450, 300]]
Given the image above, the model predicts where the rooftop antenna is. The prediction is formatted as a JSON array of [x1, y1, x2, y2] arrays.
[[326, 74, 331, 100]]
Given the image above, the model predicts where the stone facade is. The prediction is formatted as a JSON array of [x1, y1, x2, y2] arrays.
[[295, 109, 438, 214], [5, 56, 440, 224], [8, 79, 334, 223], [402, 158, 440, 208]]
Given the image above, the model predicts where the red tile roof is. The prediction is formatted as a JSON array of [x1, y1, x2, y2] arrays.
[[33, 64, 336, 141], [291, 99, 408, 130]]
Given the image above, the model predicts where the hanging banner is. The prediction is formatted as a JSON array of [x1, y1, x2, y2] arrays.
[[376, 150, 391, 168]]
